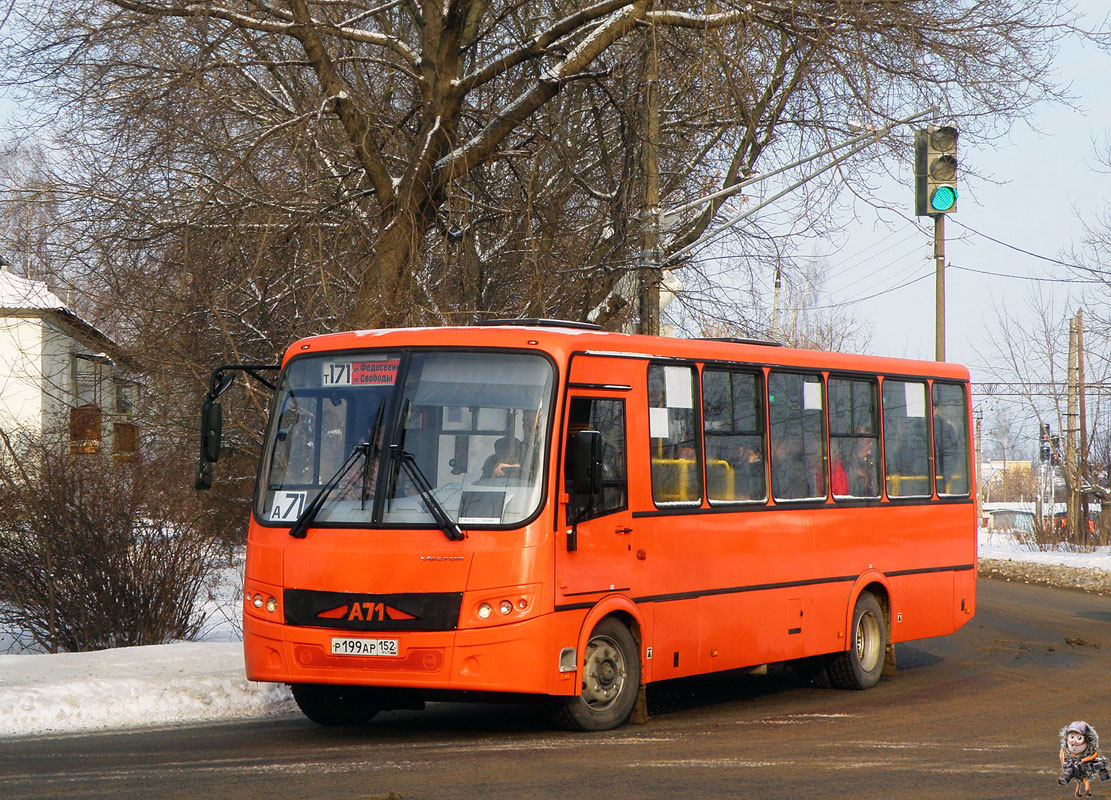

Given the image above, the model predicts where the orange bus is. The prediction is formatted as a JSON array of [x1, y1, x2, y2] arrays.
[[197, 319, 976, 731]]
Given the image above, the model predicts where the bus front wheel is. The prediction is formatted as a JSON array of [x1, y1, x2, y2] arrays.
[[551, 617, 641, 731], [829, 591, 886, 690], [291, 683, 380, 727]]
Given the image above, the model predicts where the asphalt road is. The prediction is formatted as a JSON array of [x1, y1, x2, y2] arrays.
[[3, 577, 1111, 800]]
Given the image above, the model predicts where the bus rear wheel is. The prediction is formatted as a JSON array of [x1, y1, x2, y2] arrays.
[[550, 617, 641, 731], [291, 683, 380, 727], [829, 591, 886, 690]]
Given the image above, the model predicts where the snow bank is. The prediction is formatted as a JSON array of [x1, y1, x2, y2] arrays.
[[979, 529, 1111, 571], [0, 641, 293, 737]]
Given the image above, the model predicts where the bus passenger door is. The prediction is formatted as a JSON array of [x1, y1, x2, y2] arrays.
[[557, 394, 633, 599]]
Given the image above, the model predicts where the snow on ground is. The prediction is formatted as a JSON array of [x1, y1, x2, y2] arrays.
[[0, 555, 296, 738], [978, 529, 1111, 571], [0, 530, 1108, 739]]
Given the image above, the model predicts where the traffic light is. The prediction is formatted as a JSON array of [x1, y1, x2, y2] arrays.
[[1039, 423, 1051, 463], [914, 124, 958, 216]]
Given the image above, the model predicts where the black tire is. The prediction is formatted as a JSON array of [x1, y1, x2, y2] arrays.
[[291, 683, 380, 727], [550, 617, 641, 731], [828, 591, 886, 690]]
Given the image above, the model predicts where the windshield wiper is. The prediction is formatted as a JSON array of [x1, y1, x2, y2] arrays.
[[289, 404, 385, 540], [288, 440, 371, 539], [390, 444, 465, 542]]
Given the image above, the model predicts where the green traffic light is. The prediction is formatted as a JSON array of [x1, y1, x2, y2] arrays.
[[930, 185, 957, 212]]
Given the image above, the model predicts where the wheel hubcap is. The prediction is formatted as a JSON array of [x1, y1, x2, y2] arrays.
[[855, 610, 881, 672], [582, 635, 626, 709]]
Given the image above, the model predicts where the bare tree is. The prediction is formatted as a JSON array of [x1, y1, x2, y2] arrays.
[[0, 0, 1091, 332]]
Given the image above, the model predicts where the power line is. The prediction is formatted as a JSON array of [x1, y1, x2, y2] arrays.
[[950, 219, 1111, 278], [809, 267, 934, 310], [949, 263, 1103, 284], [975, 381, 1111, 398]]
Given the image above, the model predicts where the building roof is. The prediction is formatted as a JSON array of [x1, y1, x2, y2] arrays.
[[0, 265, 130, 366], [0, 266, 67, 311]]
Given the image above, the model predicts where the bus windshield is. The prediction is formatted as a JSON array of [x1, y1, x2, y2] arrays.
[[256, 350, 555, 529]]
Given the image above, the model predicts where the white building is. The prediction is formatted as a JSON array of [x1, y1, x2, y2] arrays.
[[0, 266, 137, 456]]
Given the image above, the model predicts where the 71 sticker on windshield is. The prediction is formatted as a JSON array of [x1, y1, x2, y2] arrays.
[[270, 490, 307, 521], [322, 359, 400, 387]]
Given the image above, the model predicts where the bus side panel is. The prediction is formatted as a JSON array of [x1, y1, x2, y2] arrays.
[[808, 580, 854, 657], [953, 565, 976, 630], [696, 509, 815, 673], [888, 572, 954, 642], [648, 597, 700, 681], [628, 509, 706, 682]]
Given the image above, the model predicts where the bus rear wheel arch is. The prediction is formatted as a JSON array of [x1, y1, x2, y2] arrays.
[[550, 616, 642, 731], [828, 590, 887, 690]]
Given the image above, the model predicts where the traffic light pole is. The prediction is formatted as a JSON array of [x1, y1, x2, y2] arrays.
[[934, 214, 945, 362]]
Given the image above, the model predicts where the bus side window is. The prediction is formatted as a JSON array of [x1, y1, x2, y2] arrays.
[[702, 368, 766, 504], [647, 364, 701, 505], [768, 372, 826, 501], [828, 377, 879, 499], [932, 382, 970, 496], [882, 380, 930, 498], [565, 397, 627, 521]]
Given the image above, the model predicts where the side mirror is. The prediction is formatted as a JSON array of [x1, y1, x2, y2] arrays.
[[202, 398, 223, 463], [569, 430, 603, 496]]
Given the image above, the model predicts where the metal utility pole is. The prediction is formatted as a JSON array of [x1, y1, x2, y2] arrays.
[[934, 215, 945, 361], [637, 6, 661, 337], [1078, 309, 1090, 540], [1066, 314, 1079, 538]]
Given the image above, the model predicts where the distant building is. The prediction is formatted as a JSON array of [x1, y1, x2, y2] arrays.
[[980, 459, 1037, 502], [0, 266, 137, 456]]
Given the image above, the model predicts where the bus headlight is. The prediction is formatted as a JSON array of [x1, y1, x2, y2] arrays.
[[463, 585, 541, 627]]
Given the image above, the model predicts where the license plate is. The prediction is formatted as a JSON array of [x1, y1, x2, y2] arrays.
[[330, 637, 399, 657]]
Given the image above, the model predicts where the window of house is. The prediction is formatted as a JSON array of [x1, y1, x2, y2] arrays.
[[72, 355, 102, 407]]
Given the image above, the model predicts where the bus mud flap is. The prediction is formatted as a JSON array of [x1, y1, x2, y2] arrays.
[[630, 683, 649, 724]]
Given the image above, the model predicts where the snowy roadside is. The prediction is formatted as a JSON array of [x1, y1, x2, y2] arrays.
[[1, 530, 1108, 739], [0, 642, 295, 737], [979, 530, 1111, 594], [0, 555, 296, 738]]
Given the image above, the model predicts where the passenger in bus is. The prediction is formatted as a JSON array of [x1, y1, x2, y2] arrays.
[[831, 449, 849, 496], [481, 436, 522, 479], [733, 441, 765, 500], [933, 407, 961, 482], [833, 434, 876, 496], [848, 435, 877, 496], [770, 434, 808, 499]]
